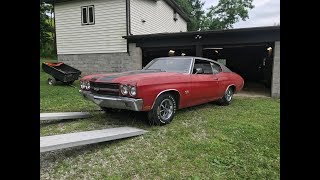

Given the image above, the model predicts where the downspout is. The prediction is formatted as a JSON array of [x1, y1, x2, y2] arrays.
[[126, 0, 132, 36], [126, 0, 132, 54], [53, 3, 57, 57]]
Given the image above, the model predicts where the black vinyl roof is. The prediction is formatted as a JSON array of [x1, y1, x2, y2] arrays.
[[155, 56, 233, 73]]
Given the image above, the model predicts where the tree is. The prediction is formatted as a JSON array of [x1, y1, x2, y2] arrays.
[[40, 2, 55, 57], [40, 3, 53, 48], [202, 0, 254, 30], [175, 0, 206, 31]]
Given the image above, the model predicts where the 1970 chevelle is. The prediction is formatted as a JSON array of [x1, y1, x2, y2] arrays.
[[80, 56, 244, 125]]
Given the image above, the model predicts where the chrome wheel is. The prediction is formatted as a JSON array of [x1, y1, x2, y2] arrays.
[[148, 93, 177, 125], [157, 99, 174, 121], [225, 88, 233, 102]]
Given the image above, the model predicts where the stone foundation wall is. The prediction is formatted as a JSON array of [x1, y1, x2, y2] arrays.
[[57, 43, 142, 75]]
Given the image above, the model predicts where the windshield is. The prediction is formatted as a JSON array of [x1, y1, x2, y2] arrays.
[[144, 58, 192, 73]]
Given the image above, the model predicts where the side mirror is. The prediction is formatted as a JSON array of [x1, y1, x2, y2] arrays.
[[195, 68, 204, 74]]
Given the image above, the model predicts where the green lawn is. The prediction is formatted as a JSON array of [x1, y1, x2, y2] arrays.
[[40, 59, 98, 112], [40, 59, 280, 179]]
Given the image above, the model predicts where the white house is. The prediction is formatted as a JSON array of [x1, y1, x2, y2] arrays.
[[44, 0, 190, 74]]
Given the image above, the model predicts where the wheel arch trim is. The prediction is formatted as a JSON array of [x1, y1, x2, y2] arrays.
[[151, 89, 181, 109], [226, 84, 236, 93]]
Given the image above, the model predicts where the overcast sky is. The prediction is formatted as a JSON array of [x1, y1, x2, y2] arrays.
[[201, 0, 280, 28]]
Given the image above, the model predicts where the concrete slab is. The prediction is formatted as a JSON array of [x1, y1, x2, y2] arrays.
[[40, 127, 147, 152], [40, 112, 91, 121]]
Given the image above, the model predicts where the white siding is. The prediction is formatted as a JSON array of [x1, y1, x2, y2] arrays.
[[55, 0, 127, 54], [130, 0, 187, 35]]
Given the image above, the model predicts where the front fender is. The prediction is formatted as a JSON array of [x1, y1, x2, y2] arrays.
[[137, 84, 185, 111]]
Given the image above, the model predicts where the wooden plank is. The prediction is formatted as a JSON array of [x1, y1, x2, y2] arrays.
[[40, 127, 147, 152], [40, 112, 91, 121]]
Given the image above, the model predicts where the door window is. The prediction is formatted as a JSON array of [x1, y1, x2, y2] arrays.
[[193, 59, 213, 74]]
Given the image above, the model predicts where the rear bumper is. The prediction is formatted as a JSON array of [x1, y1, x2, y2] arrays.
[[79, 90, 143, 111]]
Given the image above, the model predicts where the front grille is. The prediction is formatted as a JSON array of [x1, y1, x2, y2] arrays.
[[90, 82, 119, 96]]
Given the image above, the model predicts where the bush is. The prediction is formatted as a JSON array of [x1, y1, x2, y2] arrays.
[[40, 42, 56, 59]]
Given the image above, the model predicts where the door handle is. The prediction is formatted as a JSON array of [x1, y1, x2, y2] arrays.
[[214, 77, 219, 80]]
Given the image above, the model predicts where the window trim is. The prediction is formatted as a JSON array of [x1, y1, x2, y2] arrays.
[[81, 5, 95, 25], [81, 6, 88, 25], [210, 62, 222, 74], [193, 59, 214, 75]]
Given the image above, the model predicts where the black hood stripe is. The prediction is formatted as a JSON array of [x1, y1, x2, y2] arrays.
[[97, 70, 162, 82]]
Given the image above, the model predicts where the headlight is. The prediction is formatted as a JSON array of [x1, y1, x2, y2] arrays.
[[80, 81, 90, 90], [85, 81, 90, 90], [120, 85, 128, 95], [129, 86, 137, 97], [80, 81, 85, 89]]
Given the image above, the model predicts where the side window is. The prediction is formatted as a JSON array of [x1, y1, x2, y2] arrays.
[[193, 59, 213, 74], [81, 5, 95, 25], [211, 62, 222, 74]]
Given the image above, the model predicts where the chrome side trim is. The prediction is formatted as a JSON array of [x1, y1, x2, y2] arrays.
[[151, 89, 181, 109]]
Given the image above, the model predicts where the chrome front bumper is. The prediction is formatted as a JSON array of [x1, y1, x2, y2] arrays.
[[79, 90, 143, 111]]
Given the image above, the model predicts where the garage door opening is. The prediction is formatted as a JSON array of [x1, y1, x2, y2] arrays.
[[203, 43, 274, 97]]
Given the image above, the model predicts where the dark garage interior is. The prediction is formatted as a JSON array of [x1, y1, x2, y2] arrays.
[[142, 42, 274, 96], [203, 43, 274, 96]]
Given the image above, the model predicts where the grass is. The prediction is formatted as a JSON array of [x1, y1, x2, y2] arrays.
[[40, 59, 280, 179], [40, 59, 98, 112]]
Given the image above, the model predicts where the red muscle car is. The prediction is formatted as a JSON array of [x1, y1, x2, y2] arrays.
[[80, 56, 244, 125]]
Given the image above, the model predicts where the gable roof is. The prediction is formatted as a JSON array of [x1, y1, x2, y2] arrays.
[[163, 0, 190, 22], [42, 0, 190, 22]]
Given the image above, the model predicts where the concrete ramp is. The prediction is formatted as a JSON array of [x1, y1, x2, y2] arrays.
[[40, 112, 91, 121], [40, 127, 147, 152]]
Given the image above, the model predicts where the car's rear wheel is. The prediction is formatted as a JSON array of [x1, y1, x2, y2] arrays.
[[148, 93, 177, 125], [218, 86, 234, 105]]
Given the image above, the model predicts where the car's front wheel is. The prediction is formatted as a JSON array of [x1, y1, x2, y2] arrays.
[[148, 93, 177, 125], [218, 86, 234, 105]]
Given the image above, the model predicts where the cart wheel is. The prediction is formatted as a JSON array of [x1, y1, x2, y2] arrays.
[[48, 78, 57, 85]]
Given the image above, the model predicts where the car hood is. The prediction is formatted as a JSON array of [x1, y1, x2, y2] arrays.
[[81, 70, 184, 84]]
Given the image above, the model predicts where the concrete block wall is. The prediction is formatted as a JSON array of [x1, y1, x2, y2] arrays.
[[271, 41, 280, 98], [57, 43, 142, 75]]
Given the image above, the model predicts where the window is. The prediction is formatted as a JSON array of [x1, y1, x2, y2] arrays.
[[211, 62, 222, 74], [81, 5, 94, 25], [193, 59, 213, 74]]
